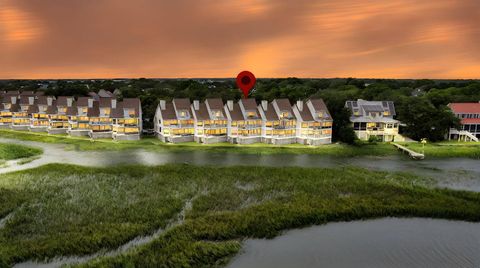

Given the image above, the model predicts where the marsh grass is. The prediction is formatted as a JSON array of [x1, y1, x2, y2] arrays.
[[0, 164, 479, 267], [0, 142, 42, 161]]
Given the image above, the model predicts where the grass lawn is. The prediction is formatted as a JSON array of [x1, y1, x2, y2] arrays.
[[0, 164, 479, 267], [399, 141, 480, 159], [0, 142, 43, 161], [0, 129, 396, 157]]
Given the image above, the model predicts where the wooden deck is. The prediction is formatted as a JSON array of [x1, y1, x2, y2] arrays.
[[392, 143, 424, 160]]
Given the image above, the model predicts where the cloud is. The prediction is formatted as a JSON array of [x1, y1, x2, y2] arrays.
[[0, 0, 479, 79]]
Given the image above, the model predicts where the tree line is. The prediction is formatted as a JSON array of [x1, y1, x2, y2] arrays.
[[2, 78, 479, 143]]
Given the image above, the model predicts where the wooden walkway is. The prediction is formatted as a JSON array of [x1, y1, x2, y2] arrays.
[[392, 143, 425, 160]]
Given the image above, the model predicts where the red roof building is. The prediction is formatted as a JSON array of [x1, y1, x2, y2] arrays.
[[448, 102, 480, 141]]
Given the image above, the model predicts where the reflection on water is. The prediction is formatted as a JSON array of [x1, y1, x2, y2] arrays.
[[1, 138, 479, 191], [228, 218, 480, 268]]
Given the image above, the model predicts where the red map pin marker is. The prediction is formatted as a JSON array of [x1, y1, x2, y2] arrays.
[[236, 71, 256, 98]]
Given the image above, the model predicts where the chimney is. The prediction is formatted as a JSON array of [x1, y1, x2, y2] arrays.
[[11, 96, 16, 104], [88, 98, 94, 108], [67, 97, 73, 107], [297, 100, 303, 111], [193, 100, 200, 110], [47, 97, 53, 106], [227, 100, 233, 111], [112, 99, 117, 109], [159, 100, 166, 110], [261, 100, 268, 111], [29, 96, 34, 105]]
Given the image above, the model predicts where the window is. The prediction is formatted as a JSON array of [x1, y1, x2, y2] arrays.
[[384, 111, 390, 116], [317, 111, 323, 118], [246, 111, 257, 118], [280, 112, 289, 118], [178, 110, 189, 118]]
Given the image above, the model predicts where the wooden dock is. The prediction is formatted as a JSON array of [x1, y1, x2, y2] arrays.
[[392, 143, 424, 160]]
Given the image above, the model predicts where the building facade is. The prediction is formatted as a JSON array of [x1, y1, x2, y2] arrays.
[[345, 99, 405, 142], [259, 99, 297, 145], [191, 98, 228, 144], [0, 91, 142, 140], [154, 99, 195, 143], [448, 102, 480, 142], [293, 99, 333, 145]]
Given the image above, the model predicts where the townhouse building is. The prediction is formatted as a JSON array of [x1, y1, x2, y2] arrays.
[[293, 99, 333, 145], [259, 99, 297, 144], [12, 95, 36, 130], [448, 102, 480, 142], [154, 99, 195, 143], [0, 93, 18, 128], [191, 98, 228, 144], [224, 98, 262, 144], [30, 96, 55, 132], [0, 91, 142, 140], [345, 99, 405, 142]]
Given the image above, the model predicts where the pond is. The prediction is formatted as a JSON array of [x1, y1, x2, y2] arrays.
[[228, 218, 480, 268], [1, 138, 479, 192]]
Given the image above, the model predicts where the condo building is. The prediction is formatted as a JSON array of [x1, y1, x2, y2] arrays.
[[0, 91, 142, 140], [154, 98, 195, 143], [448, 102, 480, 142], [155, 98, 333, 145], [345, 99, 405, 142], [259, 99, 298, 145], [224, 98, 263, 144], [191, 98, 228, 144], [293, 99, 333, 145]]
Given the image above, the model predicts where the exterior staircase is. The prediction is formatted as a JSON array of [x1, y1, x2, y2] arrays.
[[450, 129, 479, 142]]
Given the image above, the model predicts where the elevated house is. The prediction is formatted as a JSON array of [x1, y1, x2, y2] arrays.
[[191, 98, 228, 144], [345, 99, 404, 142], [154, 98, 194, 143], [88, 98, 114, 139], [68, 97, 94, 136], [448, 102, 480, 142], [12, 95, 36, 130], [0, 94, 18, 128], [30, 96, 55, 132], [48, 96, 74, 134], [293, 99, 333, 145], [111, 98, 142, 140], [224, 99, 262, 144], [259, 99, 297, 144]]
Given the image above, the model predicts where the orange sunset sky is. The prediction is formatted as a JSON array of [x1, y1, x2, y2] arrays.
[[0, 0, 479, 79]]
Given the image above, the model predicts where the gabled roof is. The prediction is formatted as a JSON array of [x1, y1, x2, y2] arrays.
[[37, 96, 49, 105], [263, 103, 279, 121], [45, 101, 58, 114], [448, 102, 480, 114], [98, 89, 114, 98], [122, 98, 141, 116], [87, 102, 100, 117], [99, 98, 113, 108], [192, 102, 210, 121], [273, 99, 293, 113], [19, 96, 35, 105], [346, 99, 396, 117], [205, 98, 225, 118], [77, 97, 93, 107], [57, 96, 74, 106], [6, 90, 19, 95], [173, 98, 191, 110], [309, 98, 332, 119], [20, 91, 34, 96], [110, 102, 124, 118], [160, 102, 177, 120], [35, 91, 45, 96], [229, 102, 244, 121], [240, 98, 257, 111], [296, 100, 314, 121]]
